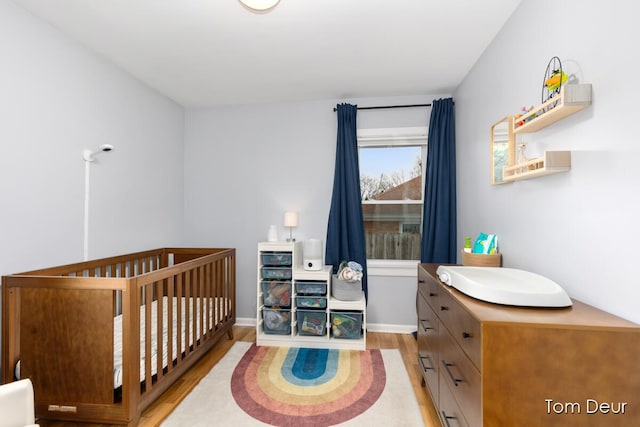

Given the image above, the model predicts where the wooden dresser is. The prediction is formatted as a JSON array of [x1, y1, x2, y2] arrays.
[[417, 263, 640, 426]]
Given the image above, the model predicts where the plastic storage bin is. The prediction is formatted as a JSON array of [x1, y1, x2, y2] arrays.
[[296, 296, 327, 309], [261, 281, 292, 307], [261, 266, 292, 280], [262, 308, 291, 334], [295, 280, 327, 296], [331, 311, 363, 339], [296, 310, 327, 336], [261, 252, 293, 266]]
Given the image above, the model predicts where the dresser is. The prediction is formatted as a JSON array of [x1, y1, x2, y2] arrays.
[[417, 263, 640, 426]]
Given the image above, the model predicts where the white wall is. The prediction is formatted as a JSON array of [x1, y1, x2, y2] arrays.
[[183, 94, 448, 326], [1, 0, 443, 336], [8, 0, 634, 334], [0, 1, 185, 275], [455, 0, 640, 323]]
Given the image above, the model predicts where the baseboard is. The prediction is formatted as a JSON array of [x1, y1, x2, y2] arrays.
[[366, 323, 416, 334], [236, 317, 256, 327], [235, 317, 415, 335]]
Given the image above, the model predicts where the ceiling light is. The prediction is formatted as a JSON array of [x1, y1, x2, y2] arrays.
[[238, 0, 280, 11]]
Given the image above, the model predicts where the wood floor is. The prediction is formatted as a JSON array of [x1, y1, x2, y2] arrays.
[[39, 326, 440, 427]]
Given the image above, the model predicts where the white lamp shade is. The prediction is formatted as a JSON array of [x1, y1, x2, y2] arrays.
[[283, 211, 298, 227], [239, 0, 280, 11]]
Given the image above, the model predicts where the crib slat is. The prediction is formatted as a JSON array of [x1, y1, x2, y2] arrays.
[[191, 270, 197, 347], [204, 263, 213, 339], [144, 286, 152, 390], [166, 276, 174, 374], [215, 258, 223, 322], [215, 258, 222, 325], [214, 260, 221, 329], [184, 270, 191, 358], [211, 261, 217, 327], [196, 267, 206, 345], [176, 273, 183, 361], [155, 280, 163, 385]]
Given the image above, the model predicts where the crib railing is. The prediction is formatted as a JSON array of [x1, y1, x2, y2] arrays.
[[17, 248, 169, 278], [130, 249, 236, 405]]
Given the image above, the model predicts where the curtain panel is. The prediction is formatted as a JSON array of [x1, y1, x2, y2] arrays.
[[325, 103, 368, 300], [421, 97, 457, 263]]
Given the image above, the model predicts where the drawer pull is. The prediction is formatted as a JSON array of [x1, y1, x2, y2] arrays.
[[418, 279, 425, 283], [429, 292, 437, 297], [442, 360, 463, 386], [420, 320, 434, 331], [419, 355, 434, 372], [440, 305, 449, 311], [441, 410, 457, 427], [462, 332, 472, 339]]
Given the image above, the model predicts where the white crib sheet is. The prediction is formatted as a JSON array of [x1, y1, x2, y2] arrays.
[[113, 296, 230, 388]]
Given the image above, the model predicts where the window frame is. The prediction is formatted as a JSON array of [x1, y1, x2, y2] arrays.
[[357, 127, 428, 277]]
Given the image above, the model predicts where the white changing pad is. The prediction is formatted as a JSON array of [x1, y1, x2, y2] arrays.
[[436, 266, 572, 307]]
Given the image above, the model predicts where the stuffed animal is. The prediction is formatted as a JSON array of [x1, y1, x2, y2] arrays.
[[337, 260, 363, 282]]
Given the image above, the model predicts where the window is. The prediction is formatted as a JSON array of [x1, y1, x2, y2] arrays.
[[358, 127, 427, 269]]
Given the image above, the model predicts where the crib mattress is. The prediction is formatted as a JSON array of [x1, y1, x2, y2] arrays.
[[16, 296, 230, 389], [113, 296, 230, 388]]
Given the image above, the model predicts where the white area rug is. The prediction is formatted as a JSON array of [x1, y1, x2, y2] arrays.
[[161, 342, 424, 426]]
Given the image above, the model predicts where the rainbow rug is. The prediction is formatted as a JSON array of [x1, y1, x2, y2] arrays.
[[161, 342, 424, 426]]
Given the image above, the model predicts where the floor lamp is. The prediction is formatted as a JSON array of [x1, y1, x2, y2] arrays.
[[82, 144, 114, 261]]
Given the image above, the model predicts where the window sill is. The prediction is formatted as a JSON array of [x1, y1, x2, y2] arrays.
[[367, 260, 419, 277]]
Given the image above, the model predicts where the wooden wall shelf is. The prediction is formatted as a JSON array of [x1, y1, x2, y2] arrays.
[[514, 84, 592, 134], [503, 150, 571, 182]]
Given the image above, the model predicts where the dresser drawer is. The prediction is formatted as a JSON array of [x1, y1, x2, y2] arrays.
[[417, 266, 429, 300], [418, 293, 439, 339], [438, 370, 470, 427], [439, 327, 481, 427], [438, 288, 482, 369], [418, 266, 442, 312], [417, 295, 439, 402]]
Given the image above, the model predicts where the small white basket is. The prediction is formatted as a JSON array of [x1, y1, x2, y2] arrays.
[[331, 275, 362, 301]]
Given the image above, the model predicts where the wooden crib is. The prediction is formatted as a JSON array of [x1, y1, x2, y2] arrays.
[[2, 247, 236, 426]]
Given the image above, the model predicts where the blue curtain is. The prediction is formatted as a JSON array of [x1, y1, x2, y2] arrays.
[[421, 98, 457, 263], [325, 103, 368, 300]]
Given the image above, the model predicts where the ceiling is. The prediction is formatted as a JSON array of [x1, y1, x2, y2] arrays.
[[12, 0, 522, 108]]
